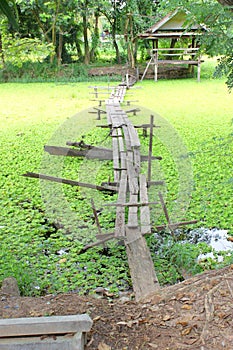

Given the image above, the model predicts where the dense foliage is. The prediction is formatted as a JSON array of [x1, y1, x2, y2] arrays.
[[0, 0, 232, 88]]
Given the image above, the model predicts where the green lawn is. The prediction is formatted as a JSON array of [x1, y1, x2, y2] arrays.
[[0, 76, 233, 295]]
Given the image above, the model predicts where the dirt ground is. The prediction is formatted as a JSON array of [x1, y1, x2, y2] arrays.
[[1, 266, 233, 350]]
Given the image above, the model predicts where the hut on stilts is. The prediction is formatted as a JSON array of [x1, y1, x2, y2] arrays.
[[139, 9, 206, 81]]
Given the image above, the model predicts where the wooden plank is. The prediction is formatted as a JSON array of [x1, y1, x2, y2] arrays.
[[127, 151, 139, 228], [0, 333, 85, 350], [147, 115, 154, 183], [115, 152, 127, 237], [126, 152, 139, 195], [117, 128, 125, 153], [111, 114, 124, 128], [127, 123, 141, 148], [141, 155, 161, 161], [44, 145, 113, 160], [127, 194, 138, 228], [155, 219, 198, 232], [152, 48, 199, 51], [125, 227, 160, 301], [22, 172, 118, 193], [114, 174, 127, 237], [103, 201, 159, 207], [140, 174, 151, 234], [112, 128, 120, 182], [88, 85, 116, 89], [122, 124, 132, 151], [0, 315, 92, 337], [96, 232, 114, 240], [157, 60, 200, 65], [134, 149, 141, 175]]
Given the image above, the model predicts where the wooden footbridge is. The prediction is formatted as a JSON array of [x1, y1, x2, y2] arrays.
[[24, 80, 197, 301]]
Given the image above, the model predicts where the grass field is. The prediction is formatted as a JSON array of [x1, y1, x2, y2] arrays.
[[0, 73, 233, 295]]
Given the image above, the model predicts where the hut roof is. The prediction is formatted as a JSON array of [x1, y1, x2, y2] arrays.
[[139, 9, 206, 39]]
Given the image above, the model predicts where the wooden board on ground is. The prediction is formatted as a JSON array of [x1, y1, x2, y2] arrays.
[[0, 314, 92, 350]]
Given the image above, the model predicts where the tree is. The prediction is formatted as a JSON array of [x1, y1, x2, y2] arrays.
[[0, 0, 18, 73], [121, 0, 158, 67], [217, 0, 233, 6], [98, 0, 124, 64], [0, 0, 18, 29]]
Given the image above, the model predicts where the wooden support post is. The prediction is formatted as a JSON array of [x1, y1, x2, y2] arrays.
[[197, 57, 201, 82], [158, 192, 174, 237], [154, 51, 158, 82], [94, 87, 98, 98], [141, 57, 153, 82], [147, 115, 154, 184], [90, 199, 102, 235], [140, 174, 151, 234], [126, 73, 129, 89]]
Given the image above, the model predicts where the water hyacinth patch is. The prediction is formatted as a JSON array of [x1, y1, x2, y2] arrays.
[[0, 77, 233, 295]]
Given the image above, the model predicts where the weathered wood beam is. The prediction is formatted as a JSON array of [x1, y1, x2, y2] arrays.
[[155, 219, 198, 232], [81, 235, 116, 252], [140, 174, 151, 234], [93, 107, 106, 114], [96, 124, 112, 128], [44, 145, 113, 160], [125, 108, 140, 115], [147, 115, 155, 184], [115, 153, 127, 237], [22, 172, 118, 192], [125, 227, 160, 301], [96, 232, 115, 240], [0, 315, 92, 337], [103, 201, 159, 207], [158, 192, 174, 235], [90, 99, 105, 106], [45, 145, 162, 162], [91, 199, 102, 235]]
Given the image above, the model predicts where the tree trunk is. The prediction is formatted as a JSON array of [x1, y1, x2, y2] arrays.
[[0, 32, 5, 66], [90, 12, 99, 62], [57, 31, 63, 65], [124, 14, 136, 68], [217, 0, 233, 6], [0, 32, 7, 82], [112, 19, 121, 64], [83, 12, 90, 65]]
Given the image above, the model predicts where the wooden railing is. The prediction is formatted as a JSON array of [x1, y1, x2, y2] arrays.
[[141, 47, 203, 82]]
